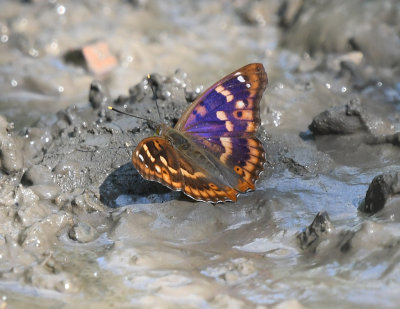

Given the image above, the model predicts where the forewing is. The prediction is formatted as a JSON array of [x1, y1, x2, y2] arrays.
[[174, 63, 268, 193], [175, 63, 268, 137]]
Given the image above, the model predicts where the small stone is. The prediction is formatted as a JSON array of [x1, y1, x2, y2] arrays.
[[297, 211, 334, 251], [361, 172, 400, 214], [68, 222, 98, 243], [309, 99, 366, 135], [89, 80, 111, 109], [82, 41, 118, 76]]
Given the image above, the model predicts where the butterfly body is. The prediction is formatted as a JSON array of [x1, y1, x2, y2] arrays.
[[132, 63, 268, 203]]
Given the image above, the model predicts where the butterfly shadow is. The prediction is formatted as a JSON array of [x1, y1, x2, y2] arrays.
[[99, 162, 188, 208]]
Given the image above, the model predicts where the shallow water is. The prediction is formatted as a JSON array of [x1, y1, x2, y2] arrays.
[[0, 0, 400, 308]]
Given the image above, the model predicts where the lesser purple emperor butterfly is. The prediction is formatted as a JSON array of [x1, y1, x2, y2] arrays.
[[131, 63, 267, 202]]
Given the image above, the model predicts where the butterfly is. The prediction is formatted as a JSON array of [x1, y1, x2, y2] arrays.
[[131, 63, 268, 203]]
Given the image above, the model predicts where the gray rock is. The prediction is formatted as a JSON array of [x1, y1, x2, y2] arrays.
[[297, 211, 334, 251], [361, 172, 400, 214], [309, 99, 367, 135], [89, 80, 111, 109]]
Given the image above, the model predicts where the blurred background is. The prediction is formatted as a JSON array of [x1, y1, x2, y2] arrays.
[[1, 0, 399, 128]]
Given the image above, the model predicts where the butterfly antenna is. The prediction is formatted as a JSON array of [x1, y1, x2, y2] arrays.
[[107, 106, 157, 125], [147, 74, 162, 122]]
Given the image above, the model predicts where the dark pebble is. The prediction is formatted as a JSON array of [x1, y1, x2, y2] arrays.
[[309, 99, 367, 135], [361, 172, 400, 214], [297, 211, 334, 251]]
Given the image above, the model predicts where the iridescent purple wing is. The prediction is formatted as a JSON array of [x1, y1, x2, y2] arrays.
[[175, 63, 267, 136], [174, 63, 268, 193]]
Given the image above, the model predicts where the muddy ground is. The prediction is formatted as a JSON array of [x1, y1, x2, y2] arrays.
[[0, 0, 399, 308]]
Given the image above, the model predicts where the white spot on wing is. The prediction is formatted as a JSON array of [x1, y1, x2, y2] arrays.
[[237, 75, 245, 83], [246, 83, 251, 88], [215, 85, 224, 93], [160, 156, 168, 166], [235, 100, 245, 109], [234, 72, 241, 76], [225, 121, 234, 132], [139, 154, 144, 162], [216, 111, 228, 120]]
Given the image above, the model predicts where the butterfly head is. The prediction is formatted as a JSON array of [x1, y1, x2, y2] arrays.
[[155, 124, 163, 135], [156, 123, 173, 136]]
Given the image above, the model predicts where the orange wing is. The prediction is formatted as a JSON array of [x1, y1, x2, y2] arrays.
[[132, 137, 238, 202]]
